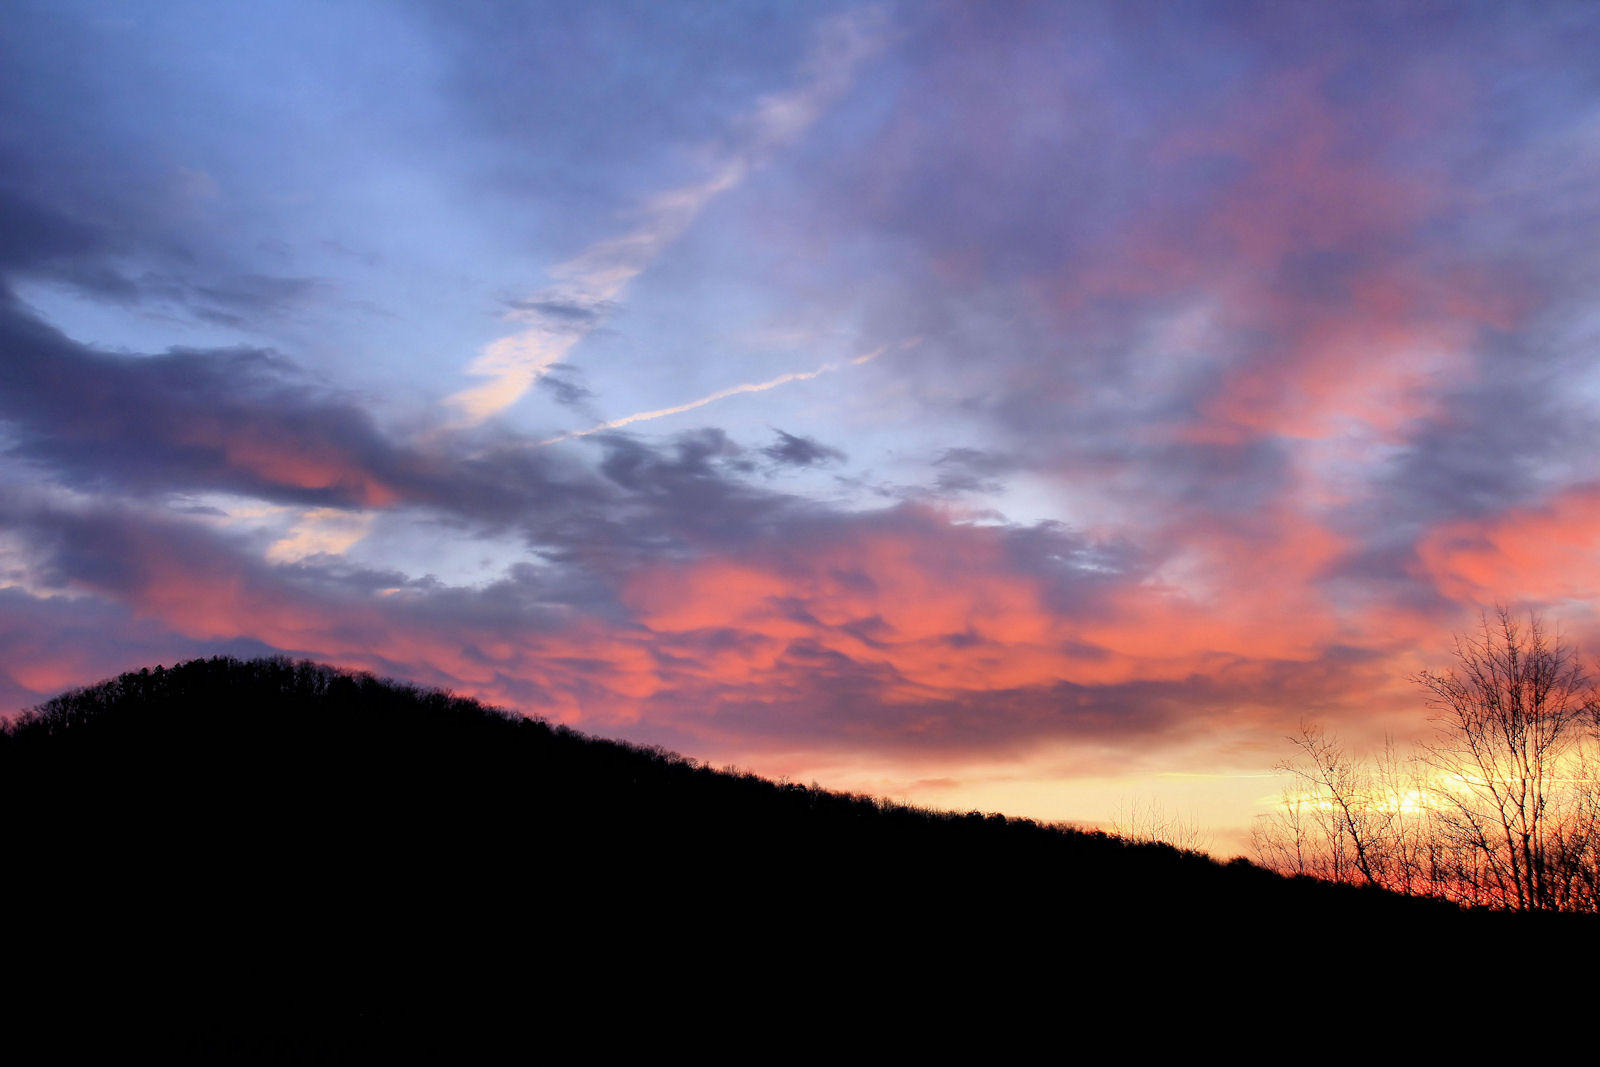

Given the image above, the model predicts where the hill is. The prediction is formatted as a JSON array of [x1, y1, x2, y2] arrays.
[[4, 656, 1590, 1050]]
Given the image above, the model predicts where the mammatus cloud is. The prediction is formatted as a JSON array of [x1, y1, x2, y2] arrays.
[[443, 5, 893, 426]]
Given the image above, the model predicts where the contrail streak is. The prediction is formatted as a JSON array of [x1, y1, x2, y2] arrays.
[[442, 6, 892, 427], [539, 340, 909, 445]]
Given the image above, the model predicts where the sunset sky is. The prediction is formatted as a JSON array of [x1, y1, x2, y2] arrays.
[[4, 1, 1599, 852]]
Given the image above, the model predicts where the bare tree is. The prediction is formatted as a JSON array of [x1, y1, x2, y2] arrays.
[[1253, 610, 1600, 911], [1250, 800, 1313, 878], [1564, 744, 1600, 910], [1415, 607, 1599, 911], [1370, 735, 1439, 897], [1109, 795, 1211, 853], [1282, 723, 1391, 885], [1252, 723, 1423, 890]]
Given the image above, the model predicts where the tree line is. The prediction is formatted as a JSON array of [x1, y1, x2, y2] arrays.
[[1252, 607, 1600, 912]]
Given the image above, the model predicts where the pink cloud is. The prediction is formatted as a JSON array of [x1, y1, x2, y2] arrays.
[[1417, 484, 1600, 607]]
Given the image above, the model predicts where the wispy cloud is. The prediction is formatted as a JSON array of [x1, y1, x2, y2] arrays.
[[444, 5, 892, 426], [265, 507, 376, 564]]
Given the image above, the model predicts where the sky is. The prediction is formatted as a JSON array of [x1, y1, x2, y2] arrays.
[[3, 1, 1599, 852]]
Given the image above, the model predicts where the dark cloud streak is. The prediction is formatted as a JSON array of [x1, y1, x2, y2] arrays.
[[763, 429, 846, 468]]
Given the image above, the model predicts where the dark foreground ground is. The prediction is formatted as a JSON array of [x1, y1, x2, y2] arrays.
[[4, 657, 1590, 1053]]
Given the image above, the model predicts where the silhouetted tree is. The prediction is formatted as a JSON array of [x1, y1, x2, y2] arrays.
[[1253, 724, 1409, 889], [1255, 609, 1600, 912], [1417, 607, 1600, 911], [1109, 795, 1211, 853]]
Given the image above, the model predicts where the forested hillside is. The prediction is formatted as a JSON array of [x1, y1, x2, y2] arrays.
[[4, 657, 1587, 1050]]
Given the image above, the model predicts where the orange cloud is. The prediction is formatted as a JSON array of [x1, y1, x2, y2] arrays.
[[170, 418, 399, 507], [622, 504, 1366, 703], [1417, 485, 1600, 605]]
